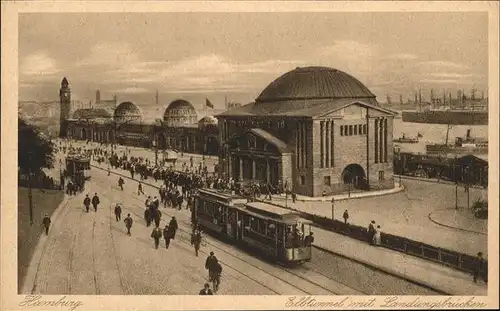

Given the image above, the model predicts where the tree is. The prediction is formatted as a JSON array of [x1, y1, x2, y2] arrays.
[[18, 117, 55, 175]]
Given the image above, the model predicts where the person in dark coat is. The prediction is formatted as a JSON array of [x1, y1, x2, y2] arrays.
[[118, 177, 125, 191], [91, 193, 100, 212], [199, 283, 213, 295], [124, 213, 133, 236], [153, 209, 162, 227], [151, 225, 162, 249], [191, 229, 202, 257], [205, 251, 218, 281], [42, 213, 51, 236], [367, 220, 376, 244], [343, 210, 349, 224], [163, 225, 171, 249], [212, 259, 222, 293], [304, 232, 314, 246], [83, 194, 91, 213], [144, 208, 152, 227], [176, 194, 184, 211], [473, 252, 487, 283], [168, 217, 178, 239], [114, 203, 122, 221]]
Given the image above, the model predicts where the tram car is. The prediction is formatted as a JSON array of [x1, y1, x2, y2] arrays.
[[193, 188, 313, 264], [65, 154, 91, 189]]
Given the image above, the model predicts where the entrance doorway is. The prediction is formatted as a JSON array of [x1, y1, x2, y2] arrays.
[[157, 133, 167, 150], [205, 135, 219, 155], [342, 164, 367, 189], [81, 128, 87, 140]]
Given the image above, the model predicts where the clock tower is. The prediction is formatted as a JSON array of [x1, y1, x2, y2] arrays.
[[59, 77, 71, 137]]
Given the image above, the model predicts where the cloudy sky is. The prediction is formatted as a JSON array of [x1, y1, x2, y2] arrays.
[[19, 12, 488, 117]]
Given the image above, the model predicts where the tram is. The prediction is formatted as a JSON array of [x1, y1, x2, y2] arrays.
[[65, 154, 91, 190], [193, 188, 313, 264]]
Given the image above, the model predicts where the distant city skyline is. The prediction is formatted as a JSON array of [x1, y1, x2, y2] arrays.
[[19, 12, 488, 110]]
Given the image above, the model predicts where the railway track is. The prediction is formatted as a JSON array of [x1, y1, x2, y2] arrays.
[[92, 175, 364, 295]]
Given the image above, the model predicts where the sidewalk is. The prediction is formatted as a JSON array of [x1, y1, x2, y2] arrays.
[[429, 208, 487, 235], [92, 162, 488, 295], [294, 182, 404, 202]]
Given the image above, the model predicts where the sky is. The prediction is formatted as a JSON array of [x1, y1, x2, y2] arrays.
[[19, 12, 488, 118]]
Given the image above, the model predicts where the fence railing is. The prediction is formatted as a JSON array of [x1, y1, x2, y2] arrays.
[[255, 198, 487, 276]]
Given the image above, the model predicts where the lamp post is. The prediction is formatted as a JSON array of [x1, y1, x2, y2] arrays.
[[454, 156, 458, 210], [465, 166, 470, 209], [152, 139, 158, 166], [331, 197, 335, 220]]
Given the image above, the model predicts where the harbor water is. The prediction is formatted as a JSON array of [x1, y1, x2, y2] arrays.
[[393, 119, 488, 157]]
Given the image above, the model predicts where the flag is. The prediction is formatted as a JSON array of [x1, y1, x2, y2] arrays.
[[205, 98, 214, 109]]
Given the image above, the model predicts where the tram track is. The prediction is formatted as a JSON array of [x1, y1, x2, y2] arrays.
[[92, 174, 363, 295]]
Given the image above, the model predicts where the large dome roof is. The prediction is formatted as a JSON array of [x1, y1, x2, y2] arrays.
[[256, 66, 375, 103], [114, 101, 142, 121], [163, 99, 198, 127], [198, 115, 218, 129]]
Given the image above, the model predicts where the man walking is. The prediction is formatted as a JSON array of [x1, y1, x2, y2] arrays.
[[168, 217, 178, 239], [114, 203, 122, 221], [205, 251, 218, 281], [138, 182, 144, 195], [343, 209, 349, 224], [473, 252, 487, 284], [163, 224, 171, 249], [92, 193, 100, 212], [42, 213, 51, 236], [83, 194, 91, 213], [151, 225, 162, 249], [367, 220, 376, 244], [118, 177, 125, 191], [124, 213, 133, 236]]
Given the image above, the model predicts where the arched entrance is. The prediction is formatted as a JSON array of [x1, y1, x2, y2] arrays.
[[81, 128, 87, 140], [342, 164, 366, 189], [157, 133, 167, 150], [205, 135, 219, 155]]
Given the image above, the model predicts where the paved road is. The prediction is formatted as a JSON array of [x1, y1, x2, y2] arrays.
[[30, 151, 440, 295]]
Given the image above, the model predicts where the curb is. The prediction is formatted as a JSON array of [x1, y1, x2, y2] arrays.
[[428, 210, 487, 236], [294, 185, 405, 203], [394, 174, 486, 189], [312, 244, 451, 295], [21, 193, 70, 294]]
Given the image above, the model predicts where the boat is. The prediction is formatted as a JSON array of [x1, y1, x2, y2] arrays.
[[426, 128, 488, 155], [402, 88, 488, 125], [394, 133, 419, 143]]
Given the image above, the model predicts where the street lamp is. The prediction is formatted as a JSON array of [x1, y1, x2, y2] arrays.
[[465, 166, 470, 209], [454, 156, 458, 210]]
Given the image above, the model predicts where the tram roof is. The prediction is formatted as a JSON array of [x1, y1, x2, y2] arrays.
[[244, 201, 309, 223]]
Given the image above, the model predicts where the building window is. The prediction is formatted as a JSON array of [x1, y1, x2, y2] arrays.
[[354, 125, 358, 135], [340, 125, 344, 136], [363, 124, 367, 134], [349, 125, 353, 136], [300, 175, 306, 185], [378, 171, 385, 180], [324, 176, 331, 186]]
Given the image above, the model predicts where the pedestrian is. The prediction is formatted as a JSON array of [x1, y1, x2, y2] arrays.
[[168, 216, 178, 239], [163, 225, 171, 249], [138, 182, 144, 195], [144, 208, 152, 227], [367, 220, 376, 244], [42, 213, 51, 236], [343, 209, 349, 224], [473, 252, 487, 283], [212, 259, 222, 293], [373, 225, 382, 246], [191, 229, 202, 257], [153, 209, 162, 227], [118, 177, 125, 191], [304, 232, 314, 246], [83, 194, 91, 213], [322, 190, 326, 197], [291, 191, 296, 203], [114, 203, 122, 221], [124, 213, 133, 236], [92, 193, 100, 212], [151, 225, 162, 249], [199, 283, 213, 295], [205, 251, 218, 281]]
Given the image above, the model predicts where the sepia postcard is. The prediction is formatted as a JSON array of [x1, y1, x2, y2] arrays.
[[1, 1, 499, 310]]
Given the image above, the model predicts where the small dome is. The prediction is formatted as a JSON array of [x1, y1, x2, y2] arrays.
[[114, 101, 142, 122], [256, 66, 375, 103], [163, 99, 198, 127], [198, 116, 218, 129]]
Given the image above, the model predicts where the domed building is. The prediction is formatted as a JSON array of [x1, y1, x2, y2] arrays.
[[163, 99, 198, 127], [217, 66, 396, 197], [114, 101, 142, 123], [198, 116, 218, 129]]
